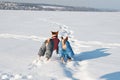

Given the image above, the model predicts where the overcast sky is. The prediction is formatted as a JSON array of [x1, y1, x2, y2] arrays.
[[1, 0, 120, 10]]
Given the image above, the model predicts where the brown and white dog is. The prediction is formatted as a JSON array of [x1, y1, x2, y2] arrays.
[[58, 36, 74, 63], [38, 31, 60, 61]]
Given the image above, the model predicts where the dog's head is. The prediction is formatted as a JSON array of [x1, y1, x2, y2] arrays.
[[51, 31, 59, 38], [61, 36, 68, 44]]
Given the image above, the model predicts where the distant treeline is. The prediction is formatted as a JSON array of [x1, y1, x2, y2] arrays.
[[0, 1, 117, 12]]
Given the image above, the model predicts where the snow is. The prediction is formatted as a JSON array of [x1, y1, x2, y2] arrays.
[[0, 10, 120, 80]]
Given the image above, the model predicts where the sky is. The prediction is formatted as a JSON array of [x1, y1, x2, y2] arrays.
[[1, 0, 120, 10]]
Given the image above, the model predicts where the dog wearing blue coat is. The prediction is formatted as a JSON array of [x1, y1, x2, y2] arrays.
[[58, 36, 74, 63]]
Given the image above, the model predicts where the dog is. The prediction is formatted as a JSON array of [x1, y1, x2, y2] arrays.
[[38, 31, 60, 61], [58, 36, 74, 63]]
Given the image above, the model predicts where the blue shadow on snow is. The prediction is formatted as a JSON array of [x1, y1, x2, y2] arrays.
[[74, 48, 110, 61], [59, 63, 79, 80], [59, 48, 110, 80], [100, 72, 120, 80]]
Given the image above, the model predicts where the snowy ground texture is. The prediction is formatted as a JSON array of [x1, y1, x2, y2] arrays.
[[0, 10, 120, 80]]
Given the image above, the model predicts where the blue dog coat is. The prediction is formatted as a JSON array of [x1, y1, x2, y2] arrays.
[[58, 41, 74, 62]]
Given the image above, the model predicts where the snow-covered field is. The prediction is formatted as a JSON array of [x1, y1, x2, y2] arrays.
[[0, 10, 120, 80]]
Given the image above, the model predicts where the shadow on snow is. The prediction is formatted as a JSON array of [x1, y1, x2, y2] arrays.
[[59, 62, 79, 80], [100, 72, 120, 80], [59, 48, 110, 80], [74, 48, 110, 61]]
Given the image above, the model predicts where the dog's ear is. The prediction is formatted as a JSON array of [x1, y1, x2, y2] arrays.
[[61, 37, 63, 39], [65, 36, 68, 41], [51, 31, 54, 35], [56, 31, 59, 35], [51, 31, 53, 34]]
